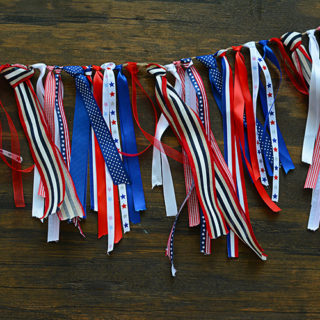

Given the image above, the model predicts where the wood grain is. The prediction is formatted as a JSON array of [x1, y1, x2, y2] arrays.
[[0, 1, 319, 319]]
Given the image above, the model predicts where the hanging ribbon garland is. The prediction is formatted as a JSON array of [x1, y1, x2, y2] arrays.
[[0, 26, 319, 275]]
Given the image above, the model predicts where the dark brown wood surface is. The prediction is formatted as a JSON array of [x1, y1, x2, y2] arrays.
[[0, 1, 319, 319]]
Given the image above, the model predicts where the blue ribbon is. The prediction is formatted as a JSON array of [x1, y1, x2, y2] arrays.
[[69, 87, 90, 216], [115, 65, 146, 224]]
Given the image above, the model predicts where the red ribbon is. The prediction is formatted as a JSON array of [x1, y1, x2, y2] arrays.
[[270, 38, 309, 95], [0, 101, 34, 207], [92, 69, 108, 238], [125, 62, 183, 163]]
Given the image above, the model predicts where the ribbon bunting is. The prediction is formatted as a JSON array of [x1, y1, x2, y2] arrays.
[[2, 26, 320, 276]]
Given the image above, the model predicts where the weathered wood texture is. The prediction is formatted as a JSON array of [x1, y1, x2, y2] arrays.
[[0, 1, 319, 319]]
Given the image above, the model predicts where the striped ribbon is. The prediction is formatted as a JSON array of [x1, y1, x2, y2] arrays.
[[148, 63, 267, 261], [180, 58, 211, 254], [31, 63, 46, 219], [0, 64, 84, 221], [281, 31, 311, 88]]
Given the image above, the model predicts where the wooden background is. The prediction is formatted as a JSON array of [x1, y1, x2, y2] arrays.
[[0, 0, 319, 319]]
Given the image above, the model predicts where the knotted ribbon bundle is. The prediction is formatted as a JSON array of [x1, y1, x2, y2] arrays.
[[0, 64, 84, 221], [1, 25, 319, 276], [147, 64, 266, 275]]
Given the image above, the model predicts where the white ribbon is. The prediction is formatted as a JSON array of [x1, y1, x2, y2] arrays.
[[308, 173, 320, 231], [151, 63, 179, 217], [302, 30, 320, 164]]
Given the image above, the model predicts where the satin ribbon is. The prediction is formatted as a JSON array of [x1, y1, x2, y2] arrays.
[[302, 30, 320, 165], [151, 63, 178, 217], [116, 64, 146, 224], [92, 66, 108, 237], [231, 48, 280, 212], [270, 37, 309, 95], [233, 46, 260, 182], [148, 63, 267, 261]]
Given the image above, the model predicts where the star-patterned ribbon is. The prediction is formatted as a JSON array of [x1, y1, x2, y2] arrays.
[[63, 66, 130, 186]]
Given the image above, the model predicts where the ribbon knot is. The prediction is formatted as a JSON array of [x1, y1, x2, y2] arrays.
[[92, 65, 102, 71], [54, 67, 62, 75], [1, 65, 34, 88], [101, 62, 116, 70], [126, 62, 139, 75], [147, 64, 166, 76], [63, 65, 84, 77], [281, 31, 302, 51], [180, 58, 193, 68], [232, 45, 242, 52], [217, 50, 227, 57], [196, 54, 217, 69]]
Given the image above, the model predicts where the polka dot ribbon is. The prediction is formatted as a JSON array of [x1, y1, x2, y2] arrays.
[[63, 66, 129, 185]]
